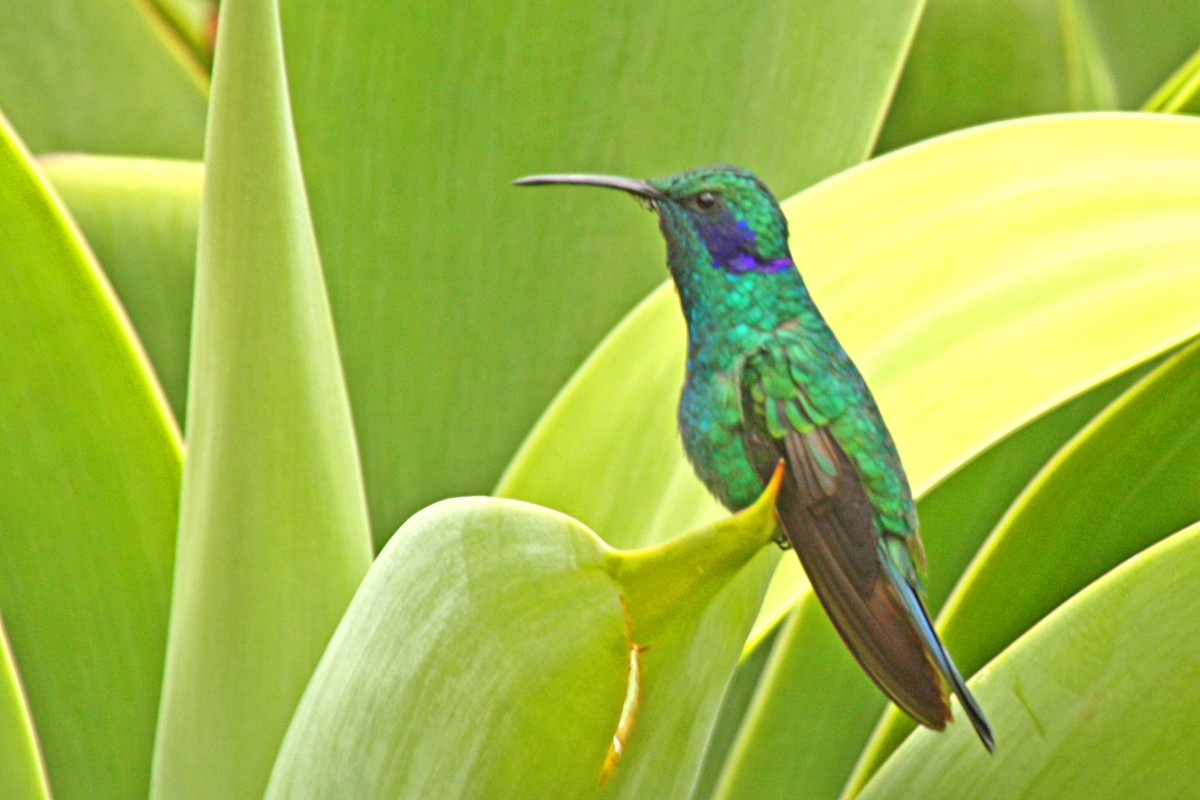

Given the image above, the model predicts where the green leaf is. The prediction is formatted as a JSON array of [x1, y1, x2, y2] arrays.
[[878, 0, 1200, 151], [507, 111, 1200, 635], [278, 0, 926, 547], [0, 1, 207, 156], [1144, 45, 1200, 114], [849, 333, 1200, 793], [41, 154, 202, 422], [149, 0, 216, 67], [0, 112, 180, 800], [0, 618, 50, 800], [879, 0, 1116, 151], [149, 1, 373, 798], [706, 361, 1155, 800], [857, 520, 1200, 799], [690, 625, 780, 800], [266, 476, 780, 799], [1081, 0, 1200, 106], [502, 113, 1200, 797]]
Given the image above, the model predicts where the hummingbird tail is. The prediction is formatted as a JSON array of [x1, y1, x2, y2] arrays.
[[888, 570, 994, 752], [775, 473, 949, 731], [771, 432, 992, 750]]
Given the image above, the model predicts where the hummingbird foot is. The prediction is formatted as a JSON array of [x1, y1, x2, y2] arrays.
[[772, 530, 792, 551]]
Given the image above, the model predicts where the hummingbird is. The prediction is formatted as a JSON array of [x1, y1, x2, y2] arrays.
[[514, 165, 993, 751]]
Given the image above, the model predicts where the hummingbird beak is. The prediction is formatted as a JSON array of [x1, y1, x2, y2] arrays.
[[513, 173, 663, 207]]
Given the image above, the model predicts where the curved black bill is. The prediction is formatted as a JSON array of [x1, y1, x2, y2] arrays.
[[513, 173, 662, 201]]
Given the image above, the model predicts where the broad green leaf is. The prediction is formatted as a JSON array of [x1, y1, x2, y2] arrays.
[[279, 0, 926, 546], [149, 1, 372, 799], [848, 333, 1200, 793], [1, 1, 207, 156], [0, 618, 50, 800], [497, 287, 722, 544], [267, 475, 780, 799], [857, 520, 1200, 799], [42, 154, 202, 421], [506, 112, 1200, 632], [0, 112, 180, 800], [1082, 0, 1200, 106], [690, 625, 781, 800], [150, 0, 217, 66], [1144, 46, 1200, 114], [501, 113, 1200, 797], [706, 361, 1155, 800], [790, 113, 1200, 503], [879, 0, 1116, 151], [878, 0, 1200, 151]]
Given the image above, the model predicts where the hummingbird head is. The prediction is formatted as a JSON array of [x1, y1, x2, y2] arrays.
[[513, 165, 794, 277]]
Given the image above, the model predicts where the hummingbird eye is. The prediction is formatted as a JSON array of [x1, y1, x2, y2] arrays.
[[694, 191, 718, 211]]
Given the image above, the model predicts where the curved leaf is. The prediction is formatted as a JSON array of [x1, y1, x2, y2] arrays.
[[149, 1, 372, 798], [267, 478, 780, 799], [849, 332, 1200, 792], [1082, 0, 1200, 106], [505, 112, 1200, 630], [879, 0, 1200, 151], [150, 0, 217, 66], [0, 0, 207, 156], [879, 0, 1116, 151], [501, 113, 1200, 797], [857, 520, 1200, 799], [707, 359, 1156, 800], [279, 0, 926, 546], [1144, 45, 1200, 114], [0, 618, 50, 800], [0, 112, 180, 800], [42, 154, 202, 421]]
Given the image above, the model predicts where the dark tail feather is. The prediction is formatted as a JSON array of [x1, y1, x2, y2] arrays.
[[775, 491, 948, 731], [889, 572, 994, 752], [773, 437, 992, 749]]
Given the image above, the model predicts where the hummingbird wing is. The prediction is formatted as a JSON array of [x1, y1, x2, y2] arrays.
[[740, 338, 992, 749]]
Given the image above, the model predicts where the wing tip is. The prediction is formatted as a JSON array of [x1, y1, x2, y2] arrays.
[[887, 567, 995, 753], [946, 663, 995, 753]]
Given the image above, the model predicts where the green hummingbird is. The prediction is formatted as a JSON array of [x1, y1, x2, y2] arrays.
[[514, 165, 993, 751]]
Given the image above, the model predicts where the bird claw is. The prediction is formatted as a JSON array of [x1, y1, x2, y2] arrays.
[[772, 531, 792, 551]]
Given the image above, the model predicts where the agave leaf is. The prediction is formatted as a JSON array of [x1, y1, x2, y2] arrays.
[[149, 1, 372, 798], [706, 358, 1156, 800], [0, 0, 206, 156], [278, 0, 927, 547], [0, 618, 50, 800], [1144, 45, 1200, 114], [879, 0, 1115, 151], [501, 113, 1200, 797], [506, 111, 1200, 631], [267, 474, 781, 798], [1081, 0, 1200, 105], [0, 109, 180, 800], [848, 334, 1200, 792], [149, 0, 216, 66], [857, 520, 1200, 799], [41, 154, 202, 421], [880, 0, 1200, 151]]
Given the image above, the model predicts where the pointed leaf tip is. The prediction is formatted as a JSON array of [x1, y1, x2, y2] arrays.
[[610, 467, 783, 643]]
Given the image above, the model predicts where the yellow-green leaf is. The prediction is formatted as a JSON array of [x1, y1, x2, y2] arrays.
[[849, 333, 1200, 792], [42, 154, 202, 421], [0, 618, 50, 800], [149, 1, 372, 798], [280, 0, 927, 547], [266, 478, 779, 799], [0, 111, 180, 800], [0, 0, 207, 156], [857, 520, 1200, 799]]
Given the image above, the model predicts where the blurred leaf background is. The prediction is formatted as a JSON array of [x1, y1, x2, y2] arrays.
[[1, 0, 1199, 798]]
